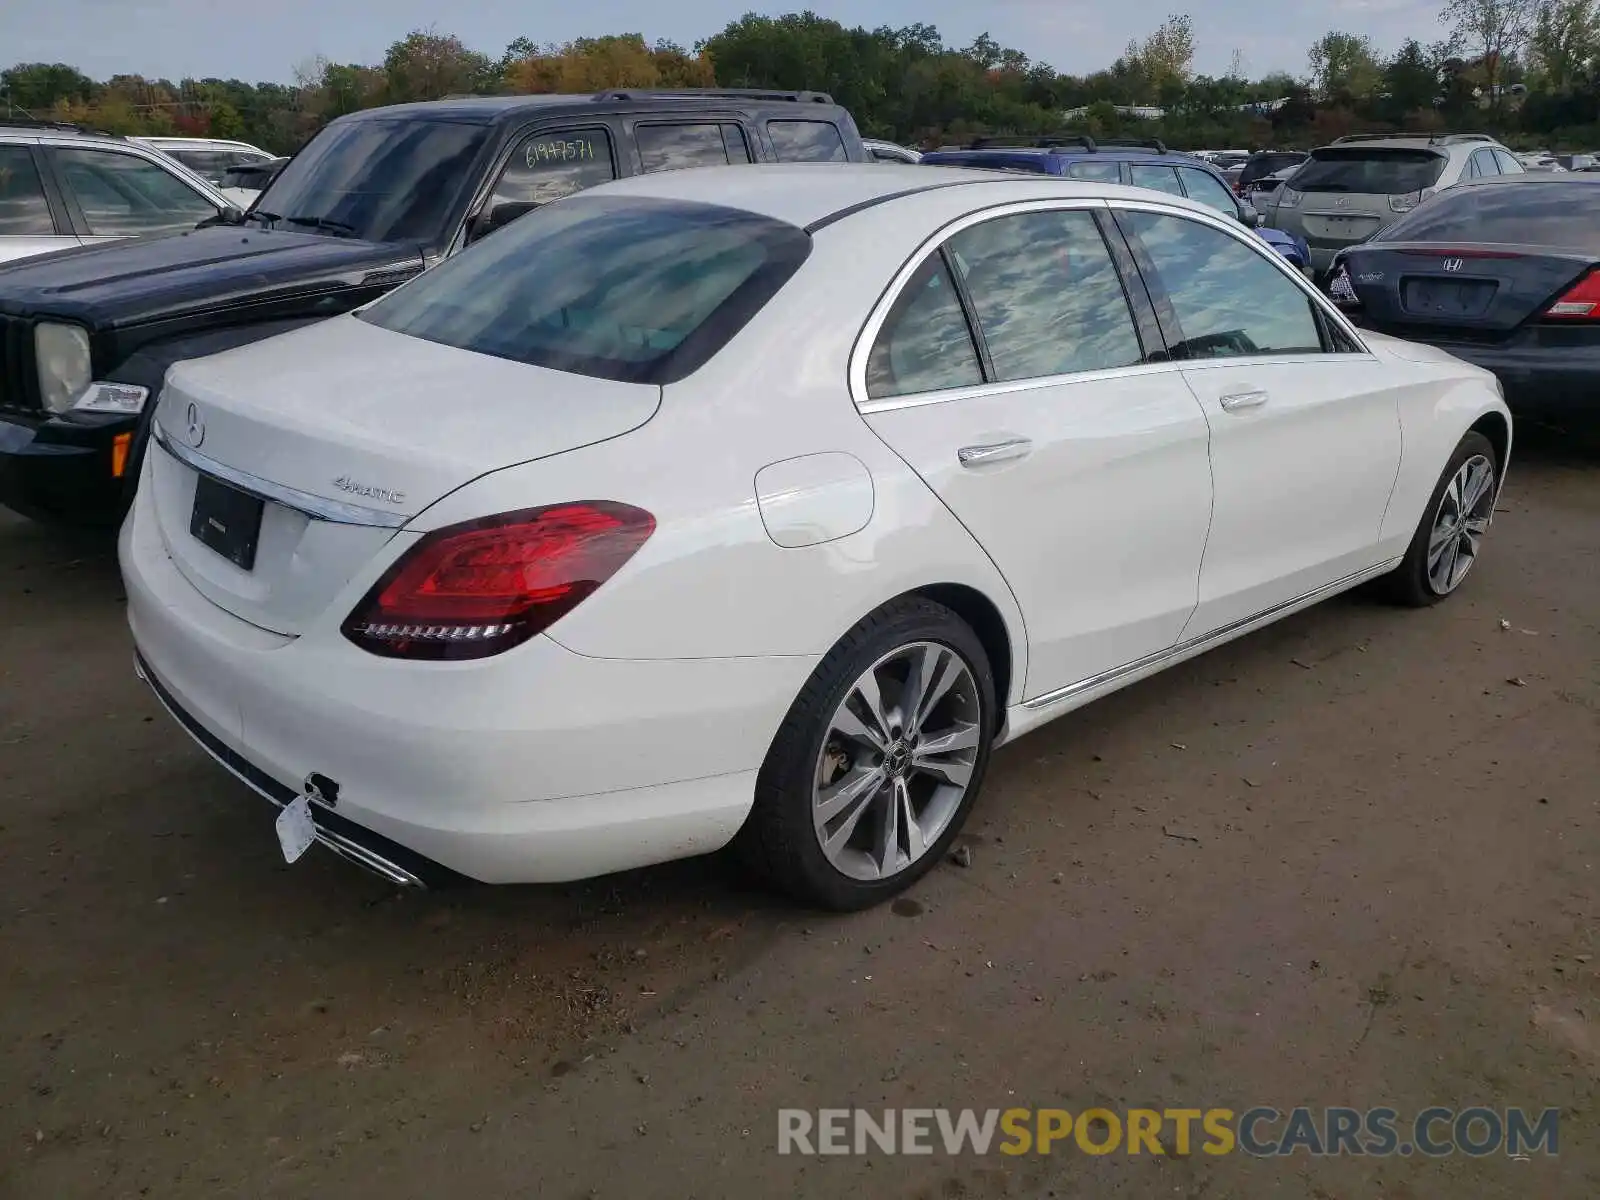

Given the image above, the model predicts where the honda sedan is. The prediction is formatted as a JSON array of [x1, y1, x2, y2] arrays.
[[121, 165, 1511, 910]]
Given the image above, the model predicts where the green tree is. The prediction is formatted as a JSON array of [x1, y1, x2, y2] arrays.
[[1308, 32, 1382, 100], [0, 62, 97, 113], [381, 30, 496, 102], [1441, 0, 1539, 111], [1528, 0, 1598, 89]]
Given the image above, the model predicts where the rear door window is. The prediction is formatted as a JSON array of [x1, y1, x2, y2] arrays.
[[1129, 164, 1185, 196], [1066, 160, 1123, 183], [767, 121, 848, 162], [865, 254, 983, 399], [360, 195, 810, 385], [1117, 210, 1323, 359], [1469, 149, 1499, 179], [947, 209, 1144, 380], [1291, 149, 1447, 194], [636, 123, 753, 173], [51, 147, 218, 236], [1493, 149, 1525, 175], [0, 145, 57, 235], [489, 128, 616, 210]]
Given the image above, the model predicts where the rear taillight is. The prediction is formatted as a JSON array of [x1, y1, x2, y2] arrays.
[[1390, 187, 1436, 213], [1542, 269, 1600, 319], [342, 501, 655, 660]]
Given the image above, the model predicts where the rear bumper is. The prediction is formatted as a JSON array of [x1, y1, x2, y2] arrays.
[[120, 485, 816, 885], [0, 409, 134, 524]]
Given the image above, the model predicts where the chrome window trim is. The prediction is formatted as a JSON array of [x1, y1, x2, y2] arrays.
[[151, 419, 412, 529], [848, 195, 1374, 413]]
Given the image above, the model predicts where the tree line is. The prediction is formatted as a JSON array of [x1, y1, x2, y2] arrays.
[[5, 3, 1600, 156]]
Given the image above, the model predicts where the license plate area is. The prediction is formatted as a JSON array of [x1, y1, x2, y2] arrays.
[[1401, 277, 1497, 318], [190, 473, 265, 571]]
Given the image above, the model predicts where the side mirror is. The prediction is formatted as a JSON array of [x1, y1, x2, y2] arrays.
[[196, 205, 246, 230], [1239, 205, 1263, 228], [467, 201, 538, 245]]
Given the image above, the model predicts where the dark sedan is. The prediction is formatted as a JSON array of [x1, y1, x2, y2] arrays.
[[1328, 175, 1600, 415]]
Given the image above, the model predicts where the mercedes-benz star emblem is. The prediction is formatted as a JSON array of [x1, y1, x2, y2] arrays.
[[185, 401, 206, 448], [1442, 258, 1465, 273]]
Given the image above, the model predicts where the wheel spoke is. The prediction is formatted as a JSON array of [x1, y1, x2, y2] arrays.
[[850, 670, 893, 746], [831, 702, 887, 752], [913, 649, 965, 733], [916, 722, 980, 758], [1461, 459, 1494, 514], [816, 766, 884, 825], [821, 774, 883, 855], [1429, 518, 1458, 556], [898, 778, 926, 861], [1441, 535, 1462, 589], [875, 777, 903, 876]]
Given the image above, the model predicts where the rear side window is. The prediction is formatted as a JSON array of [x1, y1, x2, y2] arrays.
[[636, 123, 752, 172], [0, 146, 55, 235], [1376, 181, 1600, 253], [1119, 211, 1323, 359], [1493, 149, 1524, 174], [1129, 164, 1185, 196], [1067, 160, 1123, 183], [1177, 167, 1239, 215], [948, 210, 1143, 380], [360, 196, 810, 385], [1292, 149, 1447, 194], [767, 121, 848, 162], [53, 147, 217, 236], [866, 255, 983, 399], [489, 128, 616, 209]]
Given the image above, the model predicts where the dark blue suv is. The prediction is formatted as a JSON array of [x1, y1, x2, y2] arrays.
[[920, 137, 1312, 273]]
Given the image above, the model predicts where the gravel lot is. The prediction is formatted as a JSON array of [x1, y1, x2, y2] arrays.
[[3, 424, 1597, 1199]]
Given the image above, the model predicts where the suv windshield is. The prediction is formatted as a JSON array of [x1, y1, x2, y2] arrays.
[[1292, 148, 1447, 194], [359, 196, 812, 385], [253, 119, 488, 245]]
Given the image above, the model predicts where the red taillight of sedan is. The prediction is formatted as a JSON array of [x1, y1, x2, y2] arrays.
[[343, 501, 656, 660], [1543, 268, 1600, 319]]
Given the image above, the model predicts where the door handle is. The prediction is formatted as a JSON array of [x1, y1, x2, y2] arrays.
[[958, 438, 1032, 467], [1219, 389, 1269, 412]]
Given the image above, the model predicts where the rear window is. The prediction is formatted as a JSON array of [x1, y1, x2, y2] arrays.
[[1374, 180, 1600, 253], [1292, 149, 1446, 195], [767, 120, 848, 162], [359, 196, 811, 385]]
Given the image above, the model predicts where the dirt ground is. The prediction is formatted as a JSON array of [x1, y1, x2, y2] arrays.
[[2, 424, 1597, 1199]]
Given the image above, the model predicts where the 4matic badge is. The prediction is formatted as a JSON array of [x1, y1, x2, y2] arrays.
[[333, 475, 407, 506]]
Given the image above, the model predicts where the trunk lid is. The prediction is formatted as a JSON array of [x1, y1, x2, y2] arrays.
[[1341, 243, 1597, 339], [148, 315, 661, 636]]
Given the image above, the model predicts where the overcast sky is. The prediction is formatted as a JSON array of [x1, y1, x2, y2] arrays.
[[2, 0, 1446, 84]]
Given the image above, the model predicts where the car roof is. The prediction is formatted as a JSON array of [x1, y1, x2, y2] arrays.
[[579, 162, 1220, 229], [922, 145, 1199, 166], [339, 89, 850, 126]]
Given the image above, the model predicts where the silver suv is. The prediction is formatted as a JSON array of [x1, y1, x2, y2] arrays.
[[0, 120, 234, 265], [1268, 133, 1525, 273]]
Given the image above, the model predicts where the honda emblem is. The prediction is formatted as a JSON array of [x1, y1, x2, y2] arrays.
[[1442, 258, 1465, 273]]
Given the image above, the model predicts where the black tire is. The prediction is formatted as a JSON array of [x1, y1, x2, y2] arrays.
[[735, 596, 997, 911], [1376, 430, 1498, 607]]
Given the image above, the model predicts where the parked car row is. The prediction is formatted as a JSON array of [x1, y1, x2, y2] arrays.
[[118, 162, 1509, 906], [0, 91, 1521, 909]]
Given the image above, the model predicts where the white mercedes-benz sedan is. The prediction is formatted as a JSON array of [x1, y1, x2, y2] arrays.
[[120, 164, 1511, 910]]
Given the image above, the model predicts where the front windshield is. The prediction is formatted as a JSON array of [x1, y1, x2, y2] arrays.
[[253, 118, 488, 245]]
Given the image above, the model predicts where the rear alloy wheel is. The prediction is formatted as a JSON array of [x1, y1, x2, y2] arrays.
[[737, 598, 996, 910], [1380, 431, 1499, 607], [813, 641, 981, 883]]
